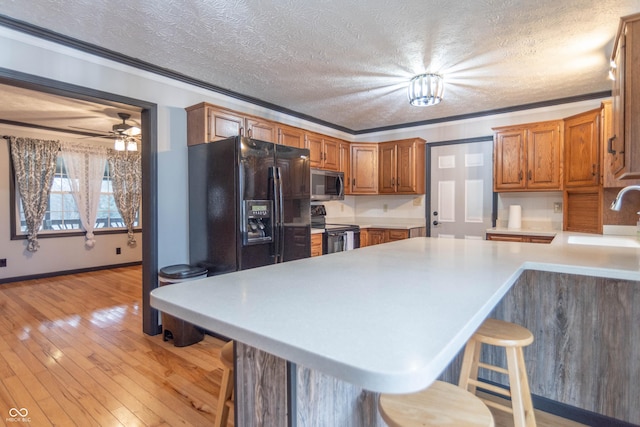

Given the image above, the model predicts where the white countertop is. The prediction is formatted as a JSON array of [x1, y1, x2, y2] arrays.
[[326, 217, 426, 229], [150, 233, 640, 394], [486, 227, 558, 237]]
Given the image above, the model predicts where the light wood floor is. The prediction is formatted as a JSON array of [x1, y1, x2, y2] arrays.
[[0, 266, 586, 426], [0, 265, 229, 426]]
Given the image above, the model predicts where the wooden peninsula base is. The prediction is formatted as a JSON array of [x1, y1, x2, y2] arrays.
[[233, 270, 639, 426]]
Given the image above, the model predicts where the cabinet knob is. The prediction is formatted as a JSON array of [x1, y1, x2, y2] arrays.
[[528, 170, 532, 180], [519, 171, 523, 181]]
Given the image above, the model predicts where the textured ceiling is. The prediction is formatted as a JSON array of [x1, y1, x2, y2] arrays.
[[1, 0, 639, 132]]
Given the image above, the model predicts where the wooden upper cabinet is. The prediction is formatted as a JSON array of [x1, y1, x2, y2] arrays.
[[246, 118, 277, 143], [493, 120, 562, 192], [493, 127, 526, 190], [379, 138, 425, 194], [186, 103, 276, 145], [339, 140, 351, 195], [527, 121, 563, 190], [609, 13, 640, 180], [307, 133, 339, 171], [350, 143, 378, 194], [602, 100, 640, 187], [278, 125, 305, 148], [564, 109, 600, 188], [379, 143, 397, 193]]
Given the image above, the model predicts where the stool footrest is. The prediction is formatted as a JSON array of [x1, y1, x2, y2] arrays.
[[480, 397, 514, 414], [478, 362, 509, 375], [468, 379, 511, 398]]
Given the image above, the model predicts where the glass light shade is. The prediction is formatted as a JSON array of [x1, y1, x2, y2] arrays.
[[126, 139, 138, 152], [408, 73, 444, 106], [114, 138, 125, 151]]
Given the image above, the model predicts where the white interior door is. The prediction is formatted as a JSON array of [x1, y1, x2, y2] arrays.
[[429, 140, 494, 239]]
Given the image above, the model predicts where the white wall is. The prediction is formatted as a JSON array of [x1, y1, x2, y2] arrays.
[[0, 26, 609, 279], [0, 27, 351, 280]]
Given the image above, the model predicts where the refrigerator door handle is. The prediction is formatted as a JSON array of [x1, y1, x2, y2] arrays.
[[270, 166, 281, 263], [277, 166, 285, 263]]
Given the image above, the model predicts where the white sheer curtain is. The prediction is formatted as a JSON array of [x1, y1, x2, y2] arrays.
[[60, 142, 108, 247]]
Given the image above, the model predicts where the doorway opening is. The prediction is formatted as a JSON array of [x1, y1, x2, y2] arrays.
[[0, 69, 159, 335]]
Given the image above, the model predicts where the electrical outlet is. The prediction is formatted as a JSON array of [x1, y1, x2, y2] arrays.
[[0, 258, 6, 267], [413, 197, 422, 206], [116, 247, 121, 255], [553, 202, 562, 213]]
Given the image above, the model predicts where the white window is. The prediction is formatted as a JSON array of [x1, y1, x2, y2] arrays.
[[14, 156, 139, 236]]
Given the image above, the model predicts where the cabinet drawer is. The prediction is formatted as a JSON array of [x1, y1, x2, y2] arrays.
[[386, 230, 409, 241]]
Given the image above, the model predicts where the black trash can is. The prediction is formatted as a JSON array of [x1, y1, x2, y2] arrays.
[[158, 264, 208, 347]]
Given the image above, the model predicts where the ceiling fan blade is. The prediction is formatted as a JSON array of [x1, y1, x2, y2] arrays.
[[68, 125, 111, 135]]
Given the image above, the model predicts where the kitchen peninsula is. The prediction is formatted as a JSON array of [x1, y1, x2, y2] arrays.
[[150, 235, 640, 426]]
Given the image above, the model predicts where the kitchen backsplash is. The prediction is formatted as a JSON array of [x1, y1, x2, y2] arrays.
[[496, 192, 564, 230], [320, 195, 425, 219]]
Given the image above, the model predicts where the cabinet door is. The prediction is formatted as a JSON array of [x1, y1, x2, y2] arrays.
[[339, 141, 351, 195], [564, 110, 600, 188], [278, 125, 305, 148], [368, 229, 386, 246], [359, 229, 369, 247], [396, 141, 421, 193], [322, 138, 340, 171], [610, 28, 625, 176], [311, 233, 323, 257], [306, 133, 324, 168], [208, 107, 244, 141], [247, 118, 277, 143], [350, 144, 378, 194], [494, 129, 526, 191], [386, 229, 409, 242], [527, 122, 562, 190], [378, 143, 397, 193]]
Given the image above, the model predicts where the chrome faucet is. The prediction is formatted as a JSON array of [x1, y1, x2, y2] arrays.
[[610, 185, 640, 211]]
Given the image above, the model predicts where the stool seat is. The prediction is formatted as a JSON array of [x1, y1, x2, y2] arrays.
[[378, 380, 494, 427], [473, 318, 533, 347]]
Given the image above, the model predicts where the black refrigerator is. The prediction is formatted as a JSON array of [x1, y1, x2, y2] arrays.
[[188, 136, 311, 274]]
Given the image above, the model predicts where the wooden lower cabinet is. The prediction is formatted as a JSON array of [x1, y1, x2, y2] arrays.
[[486, 233, 554, 244], [311, 233, 323, 257], [360, 228, 420, 247]]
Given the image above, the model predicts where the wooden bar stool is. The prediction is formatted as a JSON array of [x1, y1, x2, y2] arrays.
[[458, 318, 536, 427], [378, 380, 494, 426], [214, 340, 234, 427]]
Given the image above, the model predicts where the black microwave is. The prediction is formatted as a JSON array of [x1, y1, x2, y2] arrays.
[[310, 169, 344, 201]]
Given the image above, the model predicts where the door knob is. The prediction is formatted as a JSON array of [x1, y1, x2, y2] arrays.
[[433, 211, 438, 216], [433, 220, 439, 226]]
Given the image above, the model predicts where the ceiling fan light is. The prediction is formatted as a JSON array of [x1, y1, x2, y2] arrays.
[[124, 126, 141, 136], [408, 73, 444, 107], [126, 139, 138, 152], [114, 138, 125, 151]]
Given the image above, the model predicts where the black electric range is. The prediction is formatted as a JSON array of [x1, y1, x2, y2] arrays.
[[311, 205, 360, 253]]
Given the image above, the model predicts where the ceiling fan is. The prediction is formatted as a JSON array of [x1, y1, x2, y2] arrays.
[[70, 112, 141, 151]]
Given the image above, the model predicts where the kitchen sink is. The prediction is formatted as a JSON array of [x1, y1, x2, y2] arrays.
[[567, 235, 640, 248]]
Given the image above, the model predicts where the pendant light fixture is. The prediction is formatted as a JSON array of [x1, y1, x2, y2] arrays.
[[408, 73, 444, 106]]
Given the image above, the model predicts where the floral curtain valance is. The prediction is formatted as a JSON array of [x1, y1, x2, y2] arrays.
[[107, 148, 142, 246], [9, 136, 60, 252]]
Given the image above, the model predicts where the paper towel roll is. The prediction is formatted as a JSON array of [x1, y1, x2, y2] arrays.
[[507, 205, 522, 229]]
